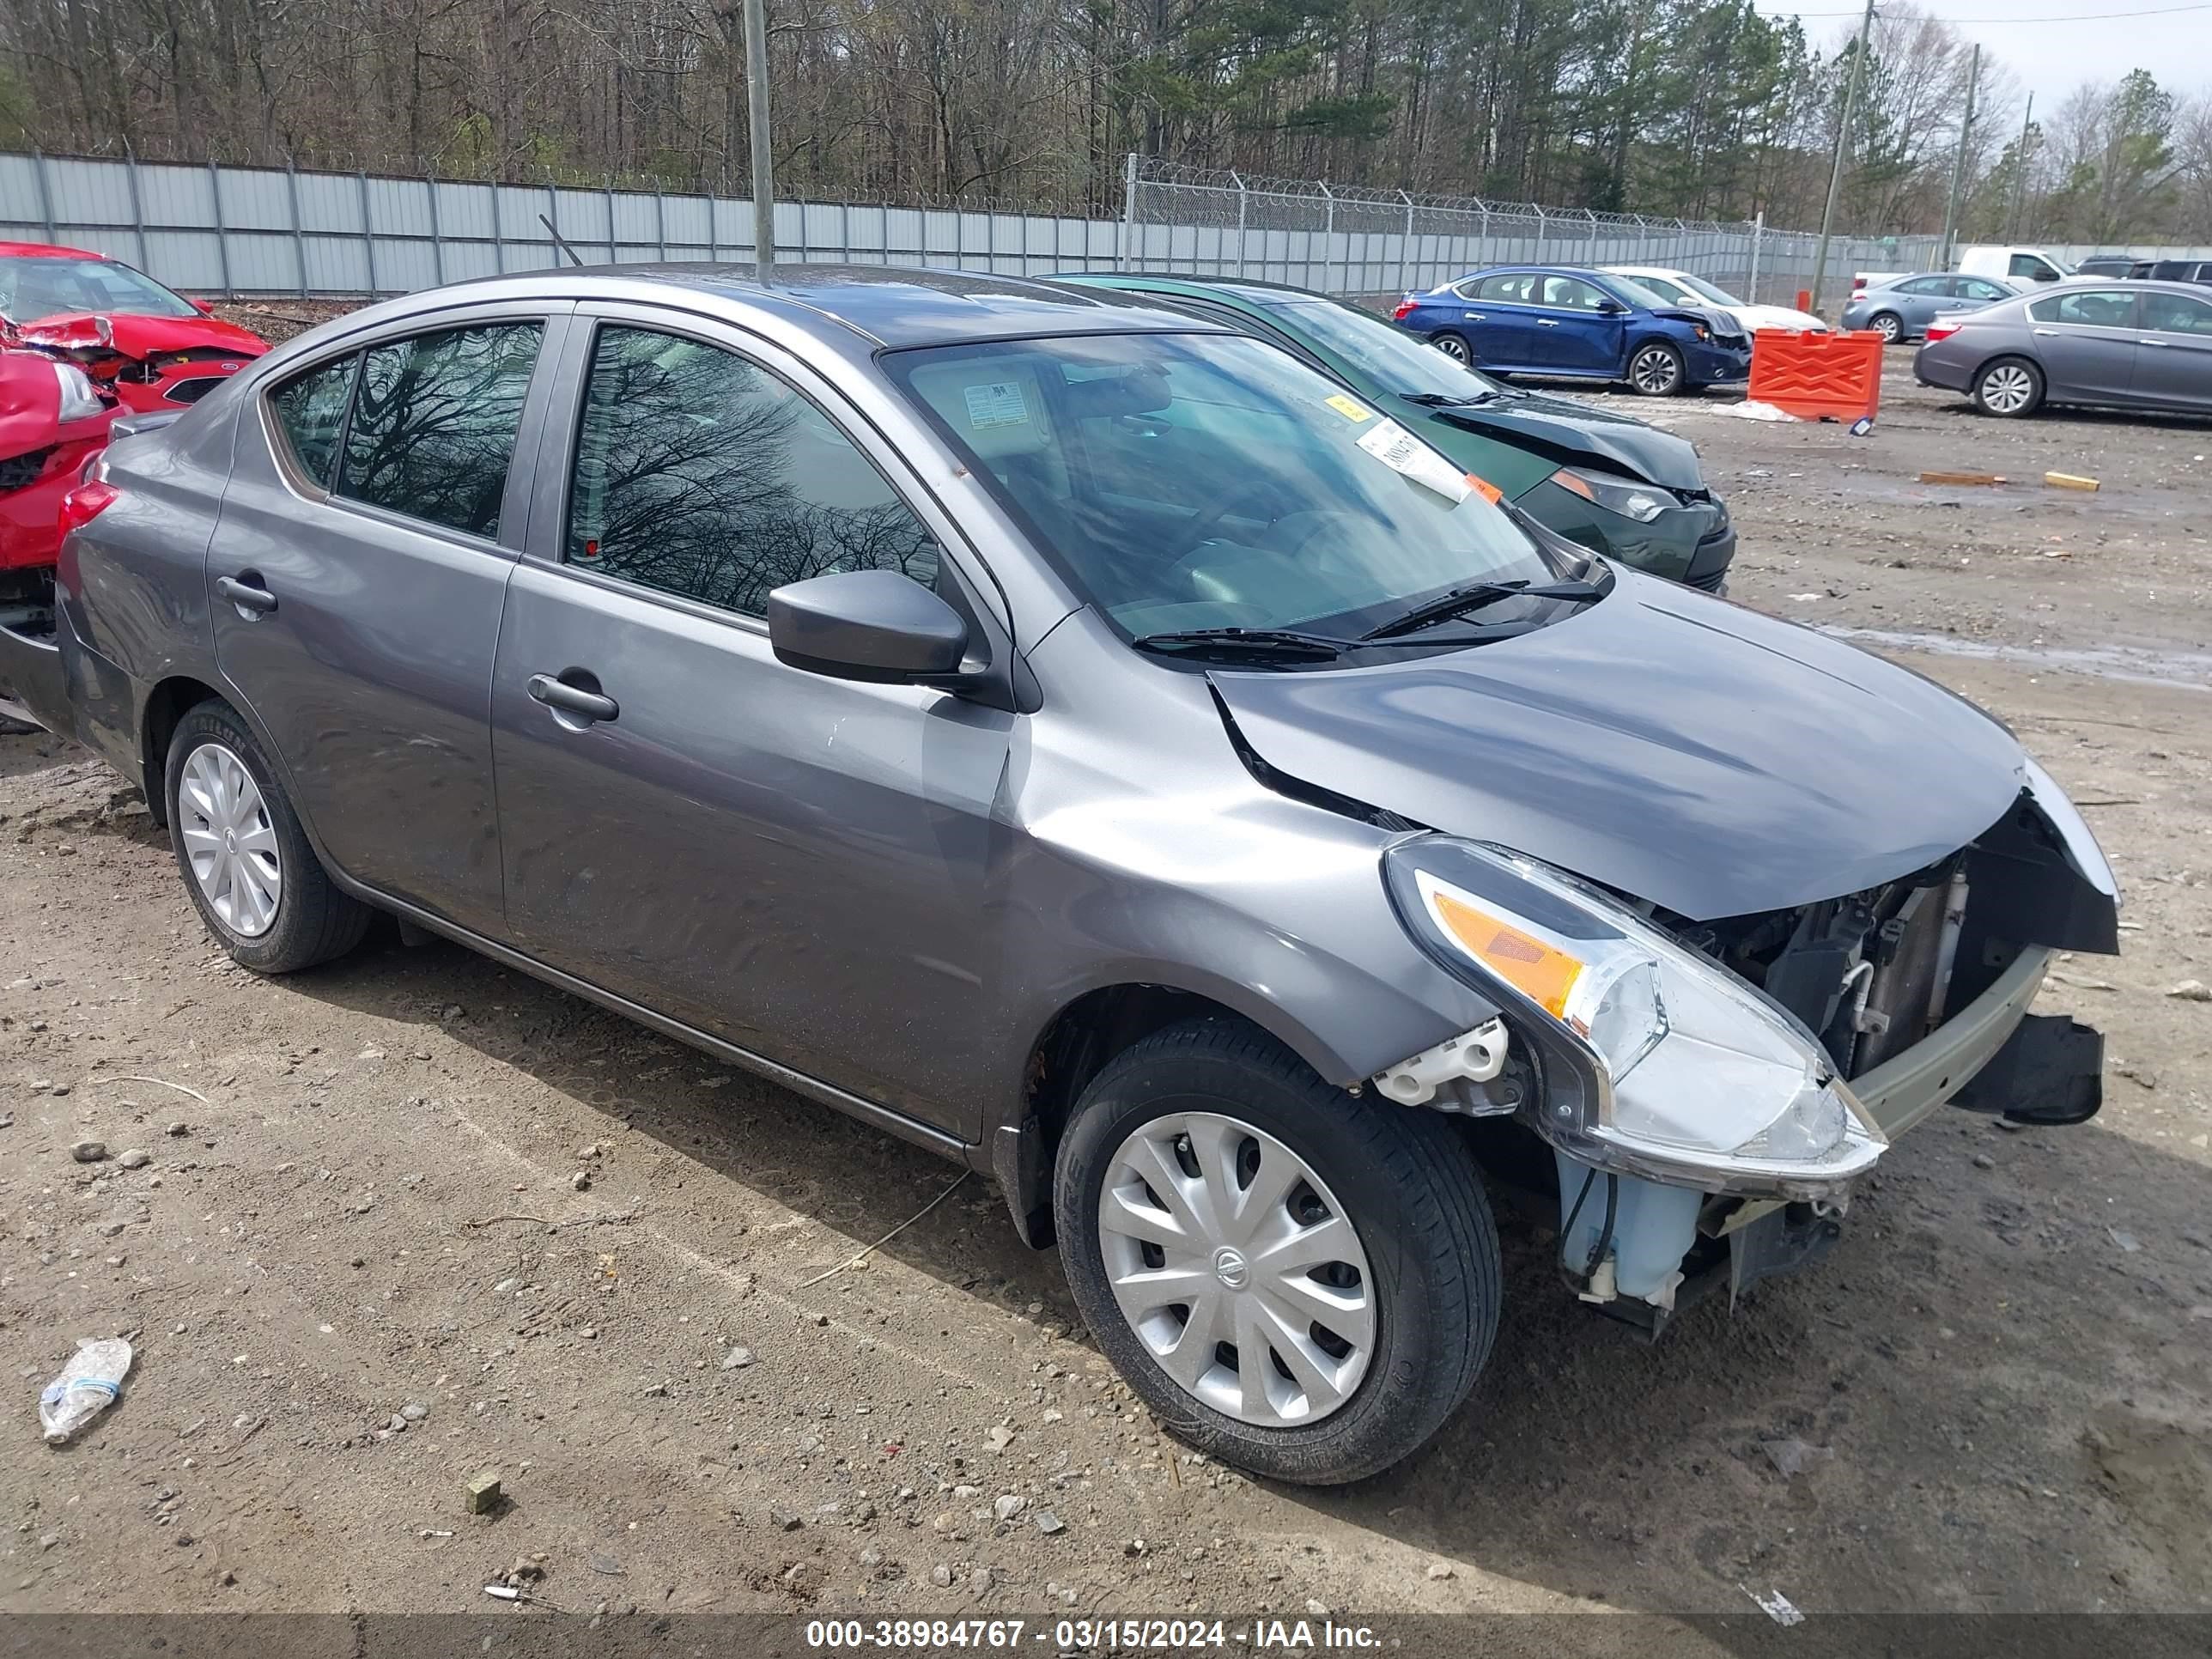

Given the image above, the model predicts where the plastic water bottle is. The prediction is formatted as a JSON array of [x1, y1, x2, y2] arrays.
[[38, 1337, 132, 1444], [1849, 416, 1875, 436]]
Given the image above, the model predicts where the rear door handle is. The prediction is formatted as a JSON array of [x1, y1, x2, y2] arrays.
[[216, 574, 276, 617], [2033, 326, 2058, 337], [527, 672, 618, 724], [1536, 318, 1559, 326], [2140, 336, 2169, 347]]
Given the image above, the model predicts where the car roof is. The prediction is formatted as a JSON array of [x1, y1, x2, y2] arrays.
[[1057, 271, 1345, 307], [434, 263, 1222, 350], [0, 240, 107, 260]]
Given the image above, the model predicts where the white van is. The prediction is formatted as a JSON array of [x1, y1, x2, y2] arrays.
[[1955, 246, 2074, 284]]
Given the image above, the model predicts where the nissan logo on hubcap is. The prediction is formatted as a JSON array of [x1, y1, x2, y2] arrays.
[[1211, 1246, 1249, 1290]]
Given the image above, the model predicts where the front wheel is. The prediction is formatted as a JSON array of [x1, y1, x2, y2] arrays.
[[164, 698, 371, 973], [1054, 1019, 1498, 1486], [1972, 356, 2044, 417], [1429, 331, 1473, 364], [1627, 340, 1686, 396]]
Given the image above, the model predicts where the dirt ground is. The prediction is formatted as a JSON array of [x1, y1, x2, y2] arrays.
[[3, 362, 2210, 1640]]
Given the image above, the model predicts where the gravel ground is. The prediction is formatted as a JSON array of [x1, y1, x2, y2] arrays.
[[3, 362, 2209, 1637]]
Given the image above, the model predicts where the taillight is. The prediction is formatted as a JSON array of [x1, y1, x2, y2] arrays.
[[1924, 321, 1961, 343], [1393, 297, 1417, 320], [58, 480, 119, 535]]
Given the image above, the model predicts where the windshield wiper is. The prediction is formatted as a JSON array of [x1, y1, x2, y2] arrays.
[[1133, 628, 1348, 661], [1360, 578, 1604, 641], [1401, 389, 1498, 407]]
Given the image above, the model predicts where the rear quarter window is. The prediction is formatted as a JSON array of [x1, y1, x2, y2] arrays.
[[266, 354, 360, 489]]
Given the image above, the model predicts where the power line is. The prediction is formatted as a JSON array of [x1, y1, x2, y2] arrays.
[[1765, 1, 2211, 20]]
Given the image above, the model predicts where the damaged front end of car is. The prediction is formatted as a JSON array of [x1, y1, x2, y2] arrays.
[[1373, 757, 2117, 1334], [4, 310, 265, 415]]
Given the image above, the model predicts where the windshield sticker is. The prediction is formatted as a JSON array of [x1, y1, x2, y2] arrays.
[[1323, 392, 1374, 423], [1467, 474, 1504, 505], [1356, 418, 1473, 504], [963, 380, 1030, 429]]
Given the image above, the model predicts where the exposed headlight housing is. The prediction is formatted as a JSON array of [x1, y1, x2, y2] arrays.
[[1384, 836, 1886, 1200], [51, 362, 106, 424], [1551, 466, 1671, 524]]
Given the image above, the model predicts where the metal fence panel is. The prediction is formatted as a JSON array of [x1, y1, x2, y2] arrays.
[[11, 147, 2162, 311]]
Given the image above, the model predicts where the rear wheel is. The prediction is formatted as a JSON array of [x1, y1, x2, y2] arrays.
[[1870, 311, 1904, 343], [1054, 1018, 1498, 1486], [1972, 356, 2044, 417], [1429, 331, 1473, 364], [1627, 340, 1686, 396], [164, 699, 370, 973]]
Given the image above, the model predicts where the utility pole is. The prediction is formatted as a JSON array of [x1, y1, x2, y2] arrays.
[[1809, 0, 1878, 319], [1939, 44, 1981, 270], [2008, 91, 2035, 240], [743, 0, 775, 281]]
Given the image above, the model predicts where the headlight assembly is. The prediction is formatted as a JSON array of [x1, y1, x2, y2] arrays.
[[51, 362, 106, 424], [1383, 836, 1886, 1200], [1551, 467, 1671, 524]]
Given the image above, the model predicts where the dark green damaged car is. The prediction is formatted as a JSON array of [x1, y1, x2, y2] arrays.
[[1055, 273, 1737, 592]]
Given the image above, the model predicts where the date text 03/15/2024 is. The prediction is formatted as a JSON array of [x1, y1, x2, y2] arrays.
[[803, 1618, 1384, 1650]]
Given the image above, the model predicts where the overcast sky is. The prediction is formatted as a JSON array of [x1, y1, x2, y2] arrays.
[[1752, 0, 2212, 107]]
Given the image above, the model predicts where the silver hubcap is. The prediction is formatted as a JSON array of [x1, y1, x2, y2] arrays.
[[1877, 315, 1900, 340], [179, 741, 282, 938], [1632, 347, 1680, 392], [1097, 1111, 1374, 1426], [1981, 364, 2033, 413], [1433, 335, 1468, 362]]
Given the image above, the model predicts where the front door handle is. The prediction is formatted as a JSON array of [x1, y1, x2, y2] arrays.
[[1537, 318, 1560, 326], [528, 672, 618, 725], [2033, 326, 2058, 337], [2140, 336, 2169, 347]]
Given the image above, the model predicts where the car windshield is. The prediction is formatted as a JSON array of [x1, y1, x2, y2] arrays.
[[0, 256, 200, 321], [1669, 272, 1741, 306], [885, 331, 1558, 642], [1260, 295, 1510, 402]]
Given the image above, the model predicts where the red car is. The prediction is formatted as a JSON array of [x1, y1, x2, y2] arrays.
[[0, 240, 268, 587]]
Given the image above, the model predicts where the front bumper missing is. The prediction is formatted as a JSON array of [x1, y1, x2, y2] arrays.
[[1851, 945, 2087, 1137], [1571, 943, 2103, 1328]]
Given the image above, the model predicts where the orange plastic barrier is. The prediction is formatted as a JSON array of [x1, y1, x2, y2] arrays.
[[1748, 328, 1886, 423]]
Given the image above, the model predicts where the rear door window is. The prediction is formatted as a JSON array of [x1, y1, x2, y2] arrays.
[[336, 322, 544, 539], [1474, 272, 1537, 304], [563, 324, 939, 618], [267, 354, 360, 489], [1897, 276, 1949, 295], [2028, 289, 2141, 328], [2142, 292, 2212, 335]]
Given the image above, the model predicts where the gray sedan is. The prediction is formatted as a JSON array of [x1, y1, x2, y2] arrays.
[[0, 265, 2119, 1485], [1914, 280, 2212, 416], [1841, 272, 2022, 343]]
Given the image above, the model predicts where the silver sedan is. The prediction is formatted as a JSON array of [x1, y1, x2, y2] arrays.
[[1913, 280, 2212, 416], [1840, 272, 2023, 343]]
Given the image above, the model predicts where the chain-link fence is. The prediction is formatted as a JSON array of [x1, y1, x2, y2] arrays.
[[0, 146, 1950, 309], [1121, 159, 1947, 305]]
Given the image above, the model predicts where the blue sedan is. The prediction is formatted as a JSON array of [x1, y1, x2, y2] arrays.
[[1393, 266, 1752, 396]]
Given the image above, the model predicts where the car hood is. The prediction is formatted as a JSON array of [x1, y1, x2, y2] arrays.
[[1431, 390, 1705, 492], [10, 310, 268, 361], [1732, 304, 1827, 332], [1209, 573, 2027, 921]]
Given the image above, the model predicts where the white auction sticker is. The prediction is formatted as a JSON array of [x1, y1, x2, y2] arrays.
[[963, 380, 1030, 429], [1355, 418, 1472, 503]]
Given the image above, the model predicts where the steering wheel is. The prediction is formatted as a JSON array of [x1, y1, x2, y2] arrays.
[[1159, 480, 1284, 564], [1155, 506, 1369, 599]]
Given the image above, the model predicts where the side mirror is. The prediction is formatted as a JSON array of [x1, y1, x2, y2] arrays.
[[190, 297, 216, 316], [1595, 299, 1626, 315], [768, 569, 969, 684]]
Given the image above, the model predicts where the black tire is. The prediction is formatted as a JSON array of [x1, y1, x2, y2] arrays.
[[163, 698, 370, 974], [1870, 312, 1904, 343], [1626, 339, 1686, 396], [1053, 1018, 1499, 1486], [1971, 356, 2045, 418], [1429, 331, 1474, 364]]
